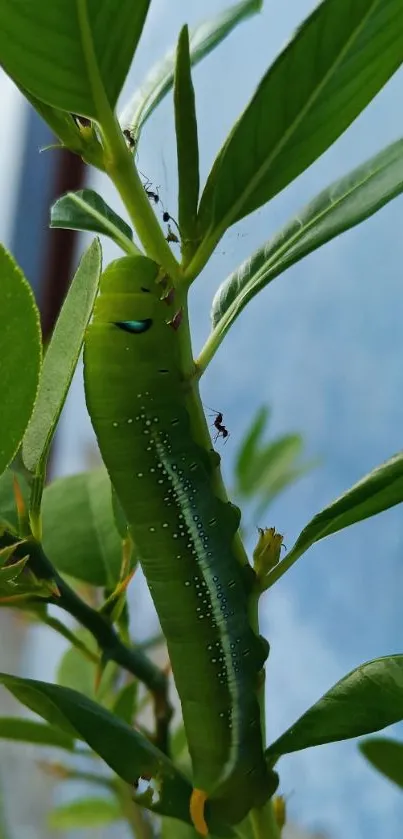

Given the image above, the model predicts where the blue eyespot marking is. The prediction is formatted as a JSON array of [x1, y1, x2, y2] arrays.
[[114, 319, 152, 334]]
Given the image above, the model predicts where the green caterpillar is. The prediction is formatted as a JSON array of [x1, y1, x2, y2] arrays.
[[83, 255, 276, 830]]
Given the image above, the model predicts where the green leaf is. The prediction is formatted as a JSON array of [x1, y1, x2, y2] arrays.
[[50, 191, 137, 253], [240, 432, 303, 498], [235, 407, 270, 493], [112, 680, 138, 724], [0, 717, 75, 750], [266, 656, 403, 762], [121, 0, 262, 141], [42, 469, 122, 587], [48, 797, 122, 829], [211, 136, 403, 335], [18, 89, 88, 154], [233, 409, 315, 527], [196, 0, 403, 269], [0, 0, 151, 117], [162, 818, 203, 839], [0, 470, 28, 532], [0, 555, 28, 584], [42, 615, 100, 663], [0, 245, 41, 477], [174, 26, 200, 258], [22, 239, 102, 476], [11, 85, 104, 170], [359, 737, 403, 789], [0, 543, 21, 569], [162, 815, 226, 839], [0, 549, 57, 602], [268, 451, 403, 584], [251, 435, 305, 495], [0, 672, 194, 825], [56, 630, 115, 702]]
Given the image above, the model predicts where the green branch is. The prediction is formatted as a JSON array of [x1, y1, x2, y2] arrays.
[[250, 800, 281, 839], [9, 536, 173, 753], [77, 0, 181, 280]]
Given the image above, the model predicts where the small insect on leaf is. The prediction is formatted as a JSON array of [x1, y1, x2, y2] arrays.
[[253, 526, 284, 588]]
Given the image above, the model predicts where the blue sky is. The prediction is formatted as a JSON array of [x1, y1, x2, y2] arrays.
[[3, 1, 403, 836]]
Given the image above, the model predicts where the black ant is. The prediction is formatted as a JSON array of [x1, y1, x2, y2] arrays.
[[146, 187, 160, 205], [123, 127, 136, 150], [138, 170, 161, 205], [206, 407, 230, 444]]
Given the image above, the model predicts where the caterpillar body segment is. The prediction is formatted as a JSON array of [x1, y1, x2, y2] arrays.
[[84, 256, 275, 826]]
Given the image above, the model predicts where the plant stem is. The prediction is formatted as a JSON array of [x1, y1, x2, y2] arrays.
[[97, 93, 180, 279], [250, 800, 281, 839], [177, 296, 250, 570], [7, 535, 173, 753], [77, 0, 180, 280], [195, 315, 230, 378], [106, 132, 181, 279], [42, 614, 99, 663], [248, 588, 266, 743]]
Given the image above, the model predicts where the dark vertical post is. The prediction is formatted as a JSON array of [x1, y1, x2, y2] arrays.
[[11, 105, 87, 343]]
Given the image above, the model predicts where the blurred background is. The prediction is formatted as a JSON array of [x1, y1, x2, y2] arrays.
[[1, 0, 403, 837]]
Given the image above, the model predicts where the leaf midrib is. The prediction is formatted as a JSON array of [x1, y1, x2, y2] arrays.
[[210, 0, 381, 241], [215, 129, 397, 335]]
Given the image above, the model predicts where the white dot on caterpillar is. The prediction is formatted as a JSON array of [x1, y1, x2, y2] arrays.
[[149, 526, 156, 532], [127, 418, 133, 424], [143, 430, 150, 435], [137, 473, 144, 478], [162, 523, 169, 528], [137, 393, 142, 398], [150, 467, 155, 473], [145, 419, 151, 426], [112, 421, 118, 427], [157, 479, 164, 484], [185, 581, 191, 586]]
